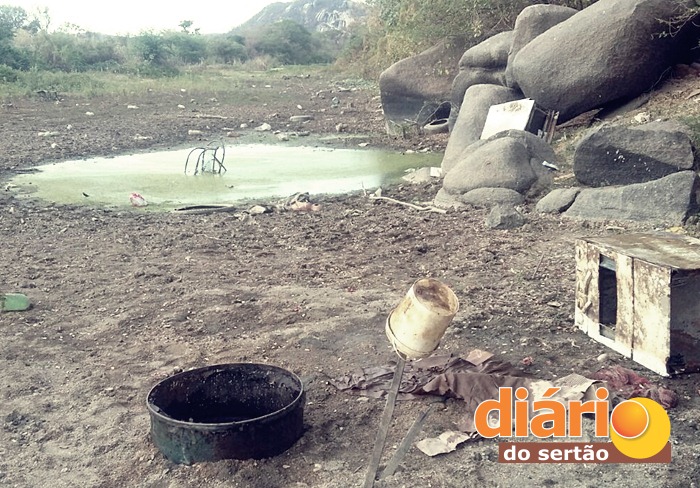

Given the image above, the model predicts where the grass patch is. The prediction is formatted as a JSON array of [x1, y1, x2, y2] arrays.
[[0, 64, 339, 104]]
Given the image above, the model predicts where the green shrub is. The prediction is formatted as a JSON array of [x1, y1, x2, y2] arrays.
[[0, 63, 18, 82]]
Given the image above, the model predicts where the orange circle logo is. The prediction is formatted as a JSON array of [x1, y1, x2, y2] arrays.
[[610, 398, 670, 459]]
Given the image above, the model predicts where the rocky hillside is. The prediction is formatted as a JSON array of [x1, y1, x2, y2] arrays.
[[235, 0, 369, 34]]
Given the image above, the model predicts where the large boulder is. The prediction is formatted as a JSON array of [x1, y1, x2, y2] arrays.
[[504, 4, 578, 89], [449, 31, 513, 128], [536, 188, 581, 214], [443, 137, 538, 195], [573, 121, 697, 187], [510, 0, 699, 121], [442, 84, 521, 174], [380, 39, 467, 134], [564, 171, 699, 224]]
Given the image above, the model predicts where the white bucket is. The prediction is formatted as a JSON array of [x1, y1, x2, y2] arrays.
[[385, 278, 459, 359]]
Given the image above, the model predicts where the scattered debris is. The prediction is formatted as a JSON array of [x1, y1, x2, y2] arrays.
[[187, 129, 203, 136], [290, 115, 314, 122], [129, 192, 148, 207], [332, 352, 603, 433], [591, 365, 679, 408], [542, 161, 559, 171], [368, 193, 446, 214], [281, 192, 321, 212], [255, 123, 272, 132], [335, 123, 348, 132], [191, 114, 227, 120], [85, 112, 94, 116], [133, 134, 152, 141], [38, 131, 60, 137], [634, 112, 651, 124], [248, 205, 272, 216], [416, 431, 475, 457], [1, 293, 31, 312], [127, 105, 139, 109]]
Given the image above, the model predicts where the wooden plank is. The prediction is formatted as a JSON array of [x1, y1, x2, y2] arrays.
[[632, 260, 671, 376], [379, 404, 434, 480], [615, 253, 635, 351], [363, 358, 406, 488]]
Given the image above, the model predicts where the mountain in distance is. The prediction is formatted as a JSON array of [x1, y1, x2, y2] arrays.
[[234, 0, 369, 34]]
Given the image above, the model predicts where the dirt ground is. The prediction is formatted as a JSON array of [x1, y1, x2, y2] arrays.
[[1, 69, 700, 488]]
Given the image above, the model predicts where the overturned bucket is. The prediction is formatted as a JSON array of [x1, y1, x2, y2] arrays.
[[386, 278, 459, 359], [147, 363, 305, 464]]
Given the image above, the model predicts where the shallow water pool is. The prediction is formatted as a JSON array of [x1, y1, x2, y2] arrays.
[[11, 144, 441, 209]]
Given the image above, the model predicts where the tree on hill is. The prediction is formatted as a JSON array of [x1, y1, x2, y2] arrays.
[[252, 20, 332, 64], [0, 5, 30, 69]]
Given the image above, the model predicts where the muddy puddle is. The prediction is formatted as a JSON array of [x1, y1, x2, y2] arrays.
[[10, 144, 441, 209]]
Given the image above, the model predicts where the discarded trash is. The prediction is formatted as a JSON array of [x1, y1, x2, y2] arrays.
[[480, 99, 546, 140], [184, 140, 226, 175], [248, 205, 271, 216], [422, 118, 449, 135], [129, 192, 148, 207], [416, 431, 475, 457], [147, 363, 305, 464], [542, 161, 559, 171], [290, 115, 314, 122], [332, 352, 602, 433], [591, 365, 679, 409], [282, 192, 321, 212], [386, 278, 459, 359], [1, 293, 30, 312]]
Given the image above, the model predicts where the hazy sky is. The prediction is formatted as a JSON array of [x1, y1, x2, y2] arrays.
[[4, 0, 291, 35]]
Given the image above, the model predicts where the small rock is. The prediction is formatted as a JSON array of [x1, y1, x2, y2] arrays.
[[485, 205, 525, 230], [277, 133, 290, 141], [597, 353, 610, 362], [188, 129, 203, 135], [335, 123, 348, 132], [290, 115, 314, 122], [255, 123, 272, 132], [240, 123, 249, 129], [85, 112, 94, 116], [177, 104, 186, 109], [248, 205, 270, 215], [127, 105, 139, 109]]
